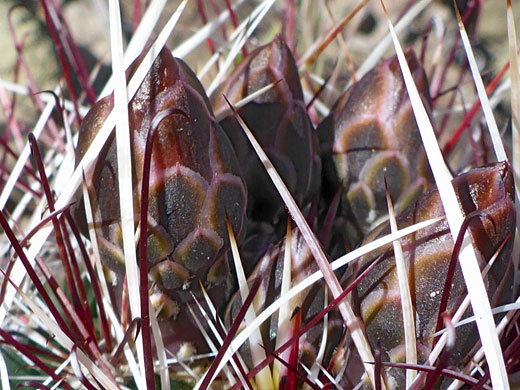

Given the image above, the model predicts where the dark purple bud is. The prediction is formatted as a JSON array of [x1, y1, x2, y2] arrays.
[[318, 49, 433, 242], [73, 48, 247, 295], [213, 36, 321, 225]]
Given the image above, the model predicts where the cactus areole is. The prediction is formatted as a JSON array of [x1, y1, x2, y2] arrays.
[[73, 48, 247, 297]]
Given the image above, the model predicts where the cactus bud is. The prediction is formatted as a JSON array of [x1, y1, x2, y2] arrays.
[[212, 36, 321, 226], [73, 48, 247, 296], [349, 162, 515, 389], [318, 49, 432, 243]]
